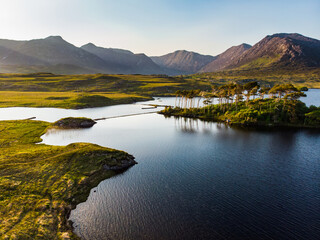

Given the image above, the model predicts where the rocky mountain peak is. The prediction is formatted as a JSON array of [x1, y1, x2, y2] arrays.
[[151, 50, 215, 74], [44, 36, 65, 42], [81, 43, 97, 48]]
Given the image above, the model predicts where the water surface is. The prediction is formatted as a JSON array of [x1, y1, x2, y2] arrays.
[[1, 91, 320, 240], [42, 115, 320, 240]]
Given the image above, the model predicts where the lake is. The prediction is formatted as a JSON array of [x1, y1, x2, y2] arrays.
[[1, 90, 320, 240]]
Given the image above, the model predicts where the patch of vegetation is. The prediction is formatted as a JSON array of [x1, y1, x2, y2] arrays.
[[160, 83, 320, 128], [67, 94, 113, 109], [0, 91, 150, 109], [305, 109, 320, 126], [46, 97, 70, 100], [0, 73, 212, 109], [238, 55, 281, 69], [190, 68, 320, 88], [298, 86, 309, 91], [161, 99, 320, 128], [0, 71, 318, 109], [0, 120, 136, 239]]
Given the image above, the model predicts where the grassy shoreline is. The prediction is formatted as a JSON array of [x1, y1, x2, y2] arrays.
[[0, 91, 152, 109], [0, 119, 136, 239]]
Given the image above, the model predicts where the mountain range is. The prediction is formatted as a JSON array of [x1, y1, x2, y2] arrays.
[[0, 33, 319, 75]]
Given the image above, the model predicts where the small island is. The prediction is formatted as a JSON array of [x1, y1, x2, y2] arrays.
[[160, 83, 320, 128], [53, 117, 97, 129]]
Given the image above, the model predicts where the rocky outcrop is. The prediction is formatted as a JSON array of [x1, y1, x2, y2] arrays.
[[103, 155, 137, 171], [53, 117, 96, 128]]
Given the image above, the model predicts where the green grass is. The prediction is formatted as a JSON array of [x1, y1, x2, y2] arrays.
[[191, 68, 320, 88], [0, 70, 319, 109], [0, 120, 135, 239], [0, 91, 150, 109], [238, 55, 281, 69], [0, 73, 212, 109], [0, 73, 211, 95]]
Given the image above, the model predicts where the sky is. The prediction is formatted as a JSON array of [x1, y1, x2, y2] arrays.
[[0, 0, 319, 56]]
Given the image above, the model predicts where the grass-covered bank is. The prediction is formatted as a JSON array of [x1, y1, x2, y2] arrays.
[[0, 120, 136, 239], [0, 91, 151, 109]]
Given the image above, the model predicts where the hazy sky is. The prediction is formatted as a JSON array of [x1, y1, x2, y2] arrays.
[[0, 0, 319, 56]]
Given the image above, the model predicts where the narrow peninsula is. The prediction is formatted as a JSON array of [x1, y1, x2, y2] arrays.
[[0, 119, 136, 239]]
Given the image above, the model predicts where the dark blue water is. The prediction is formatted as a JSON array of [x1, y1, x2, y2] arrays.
[[42, 114, 320, 240]]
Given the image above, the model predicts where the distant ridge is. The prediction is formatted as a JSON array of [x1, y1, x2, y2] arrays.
[[81, 43, 164, 74], [0, 36, 112, 74], [151, 50, 215, 74], [0, 33, 319, 75]]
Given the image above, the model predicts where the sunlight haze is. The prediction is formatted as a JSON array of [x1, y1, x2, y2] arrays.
[[0, 0, 319, 56]]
